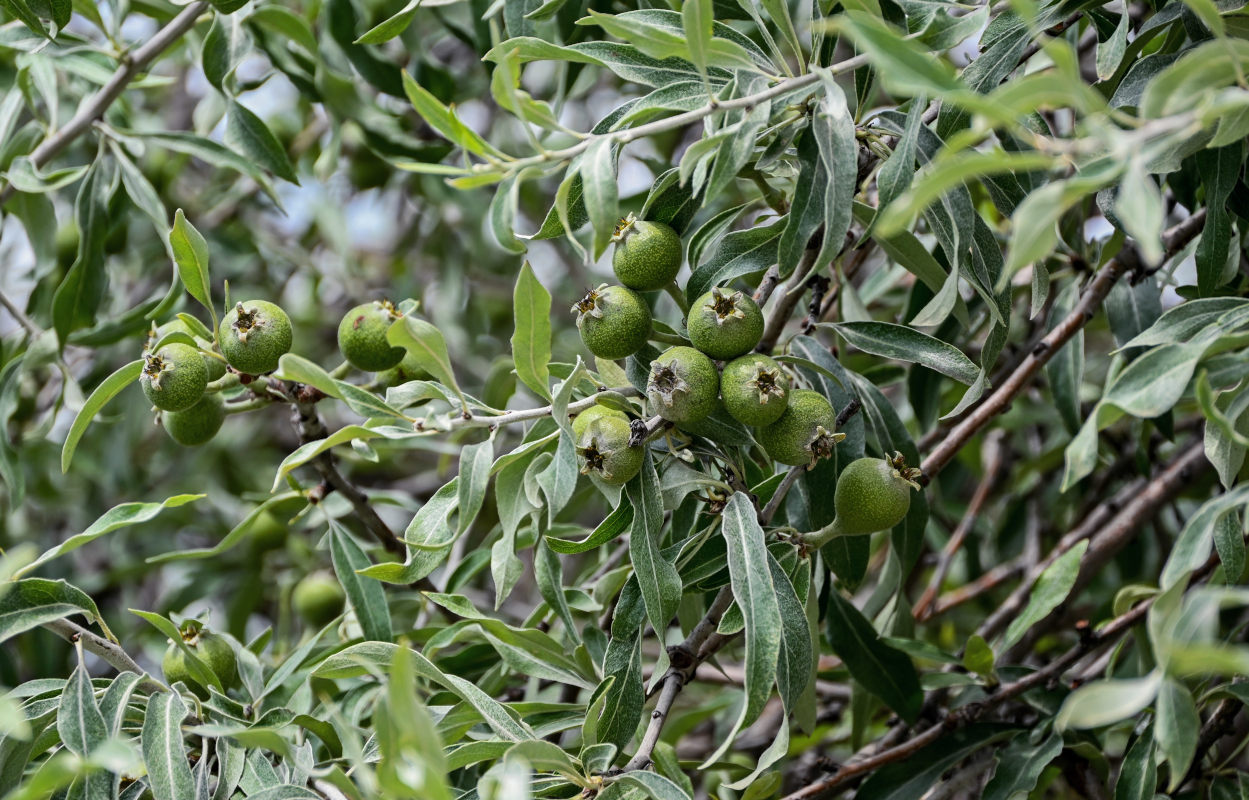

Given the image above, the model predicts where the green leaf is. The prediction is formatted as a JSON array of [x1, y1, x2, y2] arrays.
[[456, 435, 494, 535], [387, 316, 465, 408], [60, 359, 141, 473], [142, 693, 195, 800], [983, 730, 1062, 800], [613, 771, 694, 800], [546, 503, 633, 554], [1056, 671, 1161, 729], [819, 322, 979, 384], [0, 578, 108, 644], [1156, 677, 1199, 788], [626, 454, 682, 645], [18, 494, 203, 578], [831, 12, 964, 97], [354, 0, 418, 44], [168, 210, 216, 330], [1002, 541, 1088, 650], [57, 658, 107, 763], [681, 0, 713, 86], [686, 218, 784, 302], [113, 128, 281, 205], [52, 157, 114, 346], [146, 492, 303, 564], [581, 138, 618, 259], [1161, 485, 1249, 590], [225, 100, 298, 184], [329, 522, 392, 642], [1114, 725, 1157, 800], [400, 71, 505, 159], [826, 588, 921, 722], [510, 262, 551, 401]]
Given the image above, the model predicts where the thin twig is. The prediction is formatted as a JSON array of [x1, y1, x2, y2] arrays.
[[0, 3, 210, 207], [44, 618, 165, 694], [914, 431, 1006, 621], [0, 288, 39, 336], [453, 387, 640, 430]]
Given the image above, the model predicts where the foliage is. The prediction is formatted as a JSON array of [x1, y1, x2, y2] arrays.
[[0, 0, 1248, 798]]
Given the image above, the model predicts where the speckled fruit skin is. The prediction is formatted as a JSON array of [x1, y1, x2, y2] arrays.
[[574, 285, 652, 360], [612, 217, 683, 291], [721, 354, 790, 427], [162, 394, 225, 446], [833, 457, 913, 536], [647, 346, 719, 424], [157, 320, 226, 381], [338, 302, 406, 372], [293, 572, 346, 627], [219, 300, 293, 375], [378, 350, 432, 387], [572, 404, 629, 440], [686, 288, 765, 360], [576, 414, 643, 485], [758, 389, 836, 466], [142, 343, 208, 412], [162, 630, 238, 696]]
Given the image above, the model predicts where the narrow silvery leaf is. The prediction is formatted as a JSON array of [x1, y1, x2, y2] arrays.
[[142, 693, 195, 800], [626, 453, 681, 640], [1002, 541, 1088, 650], [329, 522, 392, 642], [581, 138, 618, 259], [510, 262, 552, 401]]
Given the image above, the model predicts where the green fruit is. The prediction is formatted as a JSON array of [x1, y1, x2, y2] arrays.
[[576, 414, 644, 485], [611, 214, 683, 291], [162, 394, 225, 446], [141, 343, 208, 412], [686, 287, 764, 360], [721, 354, 790, 427], [338, 301, 405, 372], [572, 404, 629, 440], [219, 300, 293, 375], [646, 346, 719, 424], [757, 389, 844, 467], [573, 284, 651, 360], [829, 456, 920, 537], [56, 222, 79, 269], [157, 319, 226, 381], [248, 510, 287, 553], [162, 628, 238, 696], [293, 572, 346, 627]]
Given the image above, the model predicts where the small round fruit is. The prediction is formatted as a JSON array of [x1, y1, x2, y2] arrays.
[[248, 510, 287, 554], [611, 214, 683, 291], [572, 403, 629, 440], [573, 284, 651, 360], [378, 349, 433, 387], [686, 287, 764, 360], [576, 414, 643, 485], [831, 455, 921, 536], [219, 300, 293, 375], [162, 628, 238, 696], [141, 343, 208, 412], [157, 319, 226, 381], [757, 389, 843, 467], [162, 394, 225, 446], [338, 301, 405, 372], [293, 572, 346, 628], [646, 346, 719, 424], [721, 354, 790, 427]]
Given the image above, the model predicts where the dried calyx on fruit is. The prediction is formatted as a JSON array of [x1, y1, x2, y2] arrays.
[[141, 343, 209, 412], [219, 299, 293, 375], [161, 620, 238, 698], [757, 389, 845, 466], [611, 213, 683, 291], [572, 284, 651, 360], [686, 287, 764, 360], [720, 353, 790, 427], [338, 300, 406, 372], [155, 319, 226, 381], [576, 413, 644, 485], [646, 346, 719, 424], [804, 453, 923, 546]]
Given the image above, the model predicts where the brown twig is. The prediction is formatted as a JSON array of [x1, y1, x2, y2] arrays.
[[914, 431, 1006, 621], [44, 618, 166, 694]]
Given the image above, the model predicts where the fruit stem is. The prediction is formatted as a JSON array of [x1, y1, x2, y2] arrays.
[[328, 360, 351, 379], [649, 330, 688, 346], [224, 397, 271, 415], [205, 373, 241, 394], [802, 517, 849, 548], [664, 281, 690, 315]]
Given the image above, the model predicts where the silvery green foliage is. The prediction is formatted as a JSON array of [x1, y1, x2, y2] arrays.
[[0, 0, 1248, 798]]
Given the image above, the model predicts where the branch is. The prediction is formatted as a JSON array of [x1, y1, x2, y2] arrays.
[[913, 430, 1006, 621], [0, 2, 210, 207], [620, 585, 736, 772], [44, 618, 165, 694], [921, 210, 1207, 482], [976, 440, 1207, 642], [452, 387, 640, 430], [499, 55, 870, 176]]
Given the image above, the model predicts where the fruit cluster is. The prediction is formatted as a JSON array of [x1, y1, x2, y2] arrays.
[[570, 215, 853, 485]]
